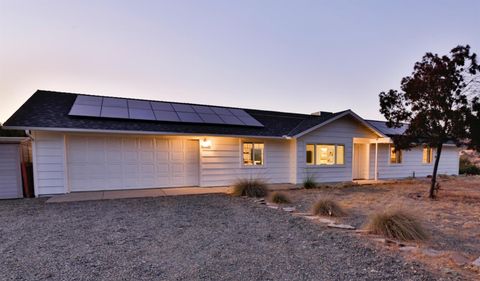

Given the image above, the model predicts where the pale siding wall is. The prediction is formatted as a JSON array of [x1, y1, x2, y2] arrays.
[[296, 116, 378, 183], [0, 144, 23, 199], [199, 137, 292, 186], [32, 131, 67, 195], [369, 144, 459, 179]]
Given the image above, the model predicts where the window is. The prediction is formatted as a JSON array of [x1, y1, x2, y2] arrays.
[[306, 144, 315, 165], [243, 142, 264, 166], [389, 146, 402, 164], [306, 144, 345, 165], [422, 146, 433, 164]]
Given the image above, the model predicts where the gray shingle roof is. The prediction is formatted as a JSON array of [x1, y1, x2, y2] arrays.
[[366, 120, 408, 136], [4, 90, 355, 138]]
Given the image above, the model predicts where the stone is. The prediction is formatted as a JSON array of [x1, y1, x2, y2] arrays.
[[267, 205, 279, 209], [303, 216, 319, 220], [318, 218, 335, 224], [399, 246, 418, 253], [282, 207, 296, 212], [422, 248, 443, 257], [449, 253, 470, 266], [472, 256, 480, 267], [327, 223, 356, 230]]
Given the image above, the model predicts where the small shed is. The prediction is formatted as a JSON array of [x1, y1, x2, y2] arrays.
[[0, 128, 31, 199]]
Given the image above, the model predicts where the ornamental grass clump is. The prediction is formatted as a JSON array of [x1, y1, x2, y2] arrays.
[[311, 198, 346, 217], [366, 209, 428, 241], [231, 178, 268, 198], [270, 192, 291, 204], [303, 175, 317, 189]]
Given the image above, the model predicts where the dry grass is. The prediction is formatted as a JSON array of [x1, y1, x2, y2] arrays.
[[311, 198, 346, 217], [366, 209, 428, 241], [303, 175, 317, 189], [231, 178, 268, 198], [270, 192, 291, 204]]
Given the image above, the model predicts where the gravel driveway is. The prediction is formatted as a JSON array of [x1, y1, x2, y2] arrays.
[[0, 195, 449, 281]]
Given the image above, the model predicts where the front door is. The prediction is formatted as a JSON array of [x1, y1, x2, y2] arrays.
[[353, 143, 369, 180]]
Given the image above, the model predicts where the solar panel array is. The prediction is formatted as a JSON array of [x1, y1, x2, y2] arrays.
[[69, 95, 264, 127]]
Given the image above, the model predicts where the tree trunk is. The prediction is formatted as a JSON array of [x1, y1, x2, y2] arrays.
[[429, 143, 443, 199]]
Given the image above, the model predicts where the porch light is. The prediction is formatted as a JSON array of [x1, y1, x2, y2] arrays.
[[200, 138, 212, 149]]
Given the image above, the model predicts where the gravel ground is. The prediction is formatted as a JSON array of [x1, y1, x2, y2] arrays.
[[0, 195, 451, 281]]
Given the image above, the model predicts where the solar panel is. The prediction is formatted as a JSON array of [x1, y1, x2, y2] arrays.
[[154, 110, 180, 122], [128, 100, 151, 109], [69, 104, 101, 117], [69, 95, 264, 127], [198, 113, 224, 124], [192, 105, 215, 114], [103, 97, 127, 107], [129, 108, 156, 120], [172, 104, 195, 112], [211, 107, 231, 115], [101, 106, 129, 118], [177, 112, 203, 123], [219, 115, 243, 125], [151, 101, 174, 111], [75, 95, 103, 106]]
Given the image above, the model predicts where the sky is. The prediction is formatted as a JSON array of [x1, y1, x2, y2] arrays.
[[1, 0, 479, 123]]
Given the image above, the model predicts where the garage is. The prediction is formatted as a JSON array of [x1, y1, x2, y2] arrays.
[[66, 135, 199, 191], [0, 144, 23, 199]]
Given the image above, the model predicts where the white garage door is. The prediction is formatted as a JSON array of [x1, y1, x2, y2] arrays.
[[66, 135, 199, 191]]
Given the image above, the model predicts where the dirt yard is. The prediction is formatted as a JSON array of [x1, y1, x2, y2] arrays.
[[281, 176, 480, 280]]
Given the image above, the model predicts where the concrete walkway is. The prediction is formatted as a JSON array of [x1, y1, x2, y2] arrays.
[[46, 186, 231, 203]]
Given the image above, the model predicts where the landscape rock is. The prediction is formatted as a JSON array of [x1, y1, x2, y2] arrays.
[[472, 256, 480, 267], [318, 218, 335, 224], [282, 207, 296, 212], [327, 223, 356, 230]]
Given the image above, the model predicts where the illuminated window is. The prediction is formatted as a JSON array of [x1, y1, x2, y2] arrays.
[[306, 144, 315, 165], [389, 146, 402, 164], [336, 145, 345, 165], [306, 144, 345, 165], [243, 142, 264, 166], [422, 146, 433, 164]]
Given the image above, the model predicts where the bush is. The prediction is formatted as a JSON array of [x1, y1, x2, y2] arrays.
[[311, 198, 346, 217], [303, 175, 317, 189], [231, 178, 268, 197], [270, 192, 291, 204], [366, 209, 428, 241], [459, 156, 480, 175]]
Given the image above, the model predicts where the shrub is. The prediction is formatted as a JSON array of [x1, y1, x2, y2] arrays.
[[231, 178, 268, 197], [459, 156, 480, 175], [303, 175, 317, 189], [366, 209, 428, 241], [311, 198, 346, 217], [270, 192, 291, 204]]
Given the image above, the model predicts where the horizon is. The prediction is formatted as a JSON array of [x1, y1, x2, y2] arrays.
[[1, 0, 479, 123]]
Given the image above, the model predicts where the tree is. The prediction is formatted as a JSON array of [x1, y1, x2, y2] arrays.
[[379, 45, 480, 199]]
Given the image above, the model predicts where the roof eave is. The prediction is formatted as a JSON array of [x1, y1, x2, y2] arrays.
[[3, 126, 287, 139], [291, 110, 387, 138]]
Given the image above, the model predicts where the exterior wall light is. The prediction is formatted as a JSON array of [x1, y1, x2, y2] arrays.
[[200, 138, 212, 149]]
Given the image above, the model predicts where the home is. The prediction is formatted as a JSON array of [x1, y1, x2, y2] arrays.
[[3, 90, 460, 197]]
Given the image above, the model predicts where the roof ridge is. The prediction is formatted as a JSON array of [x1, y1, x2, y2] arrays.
[[35, 89, 314, 118]]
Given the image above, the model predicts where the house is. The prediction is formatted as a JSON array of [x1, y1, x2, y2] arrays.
[[3, 90, 460, 197]]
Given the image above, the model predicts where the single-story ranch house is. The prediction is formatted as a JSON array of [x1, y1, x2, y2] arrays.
[[3, 90, 460, 197]]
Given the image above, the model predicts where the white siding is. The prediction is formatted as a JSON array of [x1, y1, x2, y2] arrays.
[[199, 137, 292, 186], [32, 131, 67, 195], [296, 116, 379, 183], [0, 144, 23, 199], [369, 144, 459, 179]]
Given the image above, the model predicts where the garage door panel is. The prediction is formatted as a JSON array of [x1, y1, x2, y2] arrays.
[[67, 136, 199, 191]]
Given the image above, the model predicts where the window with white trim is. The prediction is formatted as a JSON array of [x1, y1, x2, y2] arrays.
[[422, 146, 433, 164], [243, 142, 264, 166], [389, 145, 402, 164], [306, 144, 345, 165]]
